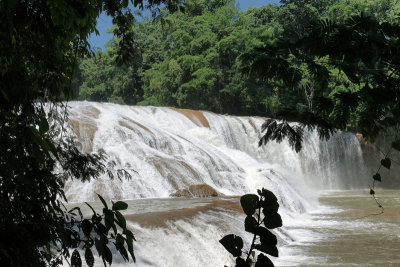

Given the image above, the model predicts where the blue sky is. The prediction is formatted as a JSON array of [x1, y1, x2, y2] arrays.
[[88, 0, 280, 50]]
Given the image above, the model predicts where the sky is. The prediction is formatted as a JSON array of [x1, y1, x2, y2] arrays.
[[88, 0, 280, 50]]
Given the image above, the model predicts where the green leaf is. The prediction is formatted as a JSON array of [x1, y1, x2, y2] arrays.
[[219, 234, 243, 257], [39, 118, 49, 135], [81, 219, 92, 236], [115, 210, 127, 229], [255, 253, 274, 267], [373, 173, 381, 182], [116, 233, 124, 247], [84, 248, 94, 267], [240, 194, 259, 216], [112, 201, 128, 211], [103, 243, 113, 265], [123, 229, 136, 241], [97, 194, 108, 209], [263, 212, 283, 229], [244, 216, 258, 234], [254, 244, 279, 257], [85, 202, 96, 215], [71, 249, 82, 267], [392, 140, 400, 151], [95, 238, 104, 256], [118, 243, 129, 261], [104, 210, 115, 231], [0, 89, 9, 102], [115, 233, 129, 261], [126, 233, 136, 262], [95, 236, 112, 264], [381, 158, 391, 169]]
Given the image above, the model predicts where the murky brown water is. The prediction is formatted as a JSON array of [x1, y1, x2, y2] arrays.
[[66, 191, 399, 266], [280, 189, 400, 267]]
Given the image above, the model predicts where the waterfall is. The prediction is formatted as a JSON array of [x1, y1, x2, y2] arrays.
[[65, 101, 366, 203], [63, 101, 369, 266]]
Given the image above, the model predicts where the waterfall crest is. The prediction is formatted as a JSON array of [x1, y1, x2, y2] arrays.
[[65, 101, 367, 205]]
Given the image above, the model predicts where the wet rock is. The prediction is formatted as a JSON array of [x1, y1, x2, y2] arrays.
[[170, 184, 219, 198]]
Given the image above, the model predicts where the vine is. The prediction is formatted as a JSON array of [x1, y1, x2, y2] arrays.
[[369, 132, 400, 216]]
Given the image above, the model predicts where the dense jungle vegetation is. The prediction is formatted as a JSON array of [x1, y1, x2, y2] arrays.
[[74, 0, 400, 121], [1, 0, 399, 266]]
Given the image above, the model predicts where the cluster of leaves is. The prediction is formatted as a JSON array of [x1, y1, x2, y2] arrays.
[[244, 11, 400, 152], [75, 0, 400, 120], [74, 0, 298, 115], [0, 101, 136, 266], [67, 196, 135, 267], [219, 188, 282, 267]]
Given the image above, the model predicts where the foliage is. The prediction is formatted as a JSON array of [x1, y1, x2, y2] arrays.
[[75, 0, 285, 115], [220, 188, 282, 267], [75, 0, 400, 119], [244, 12, 400, 148], [0, 0, 183, 266], [243, 2, 400, 209]]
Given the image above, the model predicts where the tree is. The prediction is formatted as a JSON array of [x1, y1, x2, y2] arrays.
[[243, 11, 400, 210], [0, 0, 183, 266]]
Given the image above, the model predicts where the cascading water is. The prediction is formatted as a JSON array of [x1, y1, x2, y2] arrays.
[[64, 101, 369, 266]]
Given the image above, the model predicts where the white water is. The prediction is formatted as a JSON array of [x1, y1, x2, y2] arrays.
[[64, 101, 369, 266]]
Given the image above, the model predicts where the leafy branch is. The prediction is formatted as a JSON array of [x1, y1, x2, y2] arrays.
[[220, 188, 282, 267], [60, 194, 135, 267]]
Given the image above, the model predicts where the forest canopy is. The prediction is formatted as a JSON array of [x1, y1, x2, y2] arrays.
[[74, 0, 400, 122]]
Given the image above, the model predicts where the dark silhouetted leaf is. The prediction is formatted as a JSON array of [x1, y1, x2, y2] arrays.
[[236, 257, 248, 267], [103, 244, 112, 265], [219, 234, 243, 257], [370, 189, 375, 195], [254, 244, 279, 257], [240, 194, 259, 216], [104, 210, 114, 231], [264, 212, 282, 229], [262, 202, 279, 213], [95, 238, 104, 256], [112, 201, 128, 211], [84, 248, 94, 267], [115, 210, 126, 229], [126, 232, 136, 262], [81, 219, 92, 236], [255, 253, 274, 267], [97, 194, 108, 209], [256, 227, 277, 247], [381, 158, 391, 169], [373, 173, 381, 182], [85, 202, 96, 214], [115, 233, 122, 245], [392, 140, 400, 151], [39, 118, 49, 135], [258, 188, 278, 204], [71, 249, 82, 267], [245, 216, 258, 234]]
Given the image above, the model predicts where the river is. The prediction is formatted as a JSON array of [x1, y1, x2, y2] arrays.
[[63, 102, 399, 266]]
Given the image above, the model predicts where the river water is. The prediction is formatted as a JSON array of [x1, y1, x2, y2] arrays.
[[63, 102, 399, 266], [68, 190, 400, 266], [277, 189, 400, 266]]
